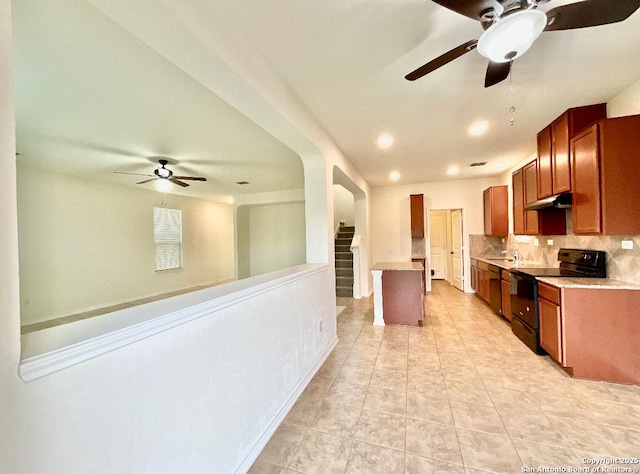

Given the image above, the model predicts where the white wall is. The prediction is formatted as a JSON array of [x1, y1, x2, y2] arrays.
[[1, 3, 344, 472], [608, 77, 640, 118], [332, 184, 355, 230], [371, 177, 503, 292], [243, 201, 306, 277], [18, 166, 235, 324]]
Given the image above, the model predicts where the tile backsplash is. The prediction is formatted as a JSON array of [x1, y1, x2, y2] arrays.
[[470, 231, 640, 285]]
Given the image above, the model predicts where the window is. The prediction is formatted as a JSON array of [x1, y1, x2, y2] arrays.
[[154, 207, 182, 271]]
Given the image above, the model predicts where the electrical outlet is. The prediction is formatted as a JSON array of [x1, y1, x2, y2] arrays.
[[622, 240, 634, 250], [534, 238, 539, 247], [318, 319, 323, 332], [547, 239, 554, 246]]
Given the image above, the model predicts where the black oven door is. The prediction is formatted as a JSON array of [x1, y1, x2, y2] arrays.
[[509, 272, 536, 329]]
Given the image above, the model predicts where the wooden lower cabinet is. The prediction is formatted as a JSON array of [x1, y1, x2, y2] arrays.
[[539, 282, 562, 363], [538, 282, 640, 384], [470, 259, 478, 292]]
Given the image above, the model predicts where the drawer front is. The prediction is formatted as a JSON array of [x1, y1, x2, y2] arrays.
[[501, 269, 510, 281], [538, 282, 560, 305], [477, 261, 489, 272]]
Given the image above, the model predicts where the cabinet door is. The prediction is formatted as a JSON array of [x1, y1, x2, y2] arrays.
[[539, 297, 562, 363], [537, 126, 553, 199], [410, 194, 425, 238], [470, 265, 477, 292], [552, 113, 571, 194], [501, 277, 512, 321], [484, 186, 508, 236], [523, 162, 539, 235], [512, 169, 525, 235], [571, 126, 601, 234]]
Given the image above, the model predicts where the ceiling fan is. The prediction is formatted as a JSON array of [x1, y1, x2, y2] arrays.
[[406, 0, 640, 87], [114, 159, 207, 187]]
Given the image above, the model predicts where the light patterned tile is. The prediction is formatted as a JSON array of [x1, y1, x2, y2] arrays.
[[405, 453, 465, 474], [248, 460, 286, 474], [498, 408, 571, 447], [456, 428, 523, 474], [369, 368, 407, 392], [344, 440, 404, 473], [354, 409, 406, 451], [406, 390, 453, 425], [311, 401, 362, 437], [288, 430, 352, 474], [363, 386, 407, 415], [405, 418, 462, 464], [324, 381, 368, 408], [335, 364, 373, 386], [449, 401, 507, 436], [258, 423, 306, 466], [514, 440, 583, 471]]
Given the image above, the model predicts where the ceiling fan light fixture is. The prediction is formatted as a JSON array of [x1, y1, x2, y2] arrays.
[[477, 9, 547, 63]]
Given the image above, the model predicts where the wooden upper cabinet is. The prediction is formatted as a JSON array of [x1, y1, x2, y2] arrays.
[[512, 161, 567, 236], [537, 126, 553, 199], [410, 194, 424, 238], [536, 104, 607, 199], [483, 186, 508, 237], [523, 161, 539, 235], [551, 113, 571, 194], [512, 168, 525, 235], [571, 114, 640, 235]]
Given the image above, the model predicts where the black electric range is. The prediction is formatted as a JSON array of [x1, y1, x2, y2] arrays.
[[509, 248, 606, 354]]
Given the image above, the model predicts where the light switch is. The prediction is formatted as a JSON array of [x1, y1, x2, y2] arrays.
[[622, 240, 634, 250]]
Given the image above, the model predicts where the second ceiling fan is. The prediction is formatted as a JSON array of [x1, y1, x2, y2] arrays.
[[406, 0, 640, 87]]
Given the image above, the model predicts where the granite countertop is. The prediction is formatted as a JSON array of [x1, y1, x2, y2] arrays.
[[471, 256, 552, 271], [536, 277, 640, 290], [372, 262, 424, 272]]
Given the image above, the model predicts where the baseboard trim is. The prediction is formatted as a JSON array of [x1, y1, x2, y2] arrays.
[[233, 335, 338, 473]]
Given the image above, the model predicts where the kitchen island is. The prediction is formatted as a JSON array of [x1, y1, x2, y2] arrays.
[[371, 262, 424, 326]]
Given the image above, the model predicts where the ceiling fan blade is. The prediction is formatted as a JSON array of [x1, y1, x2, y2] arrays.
[[406, 39, 478, 81], [169, 177, 189, 187], [136, 178, 159, 184], [114, 171, 154, 177], [484, 61, 511, 88], [545, 0, 640, 31], [431, 0, 502, 21], [173, 176, 207, 181]]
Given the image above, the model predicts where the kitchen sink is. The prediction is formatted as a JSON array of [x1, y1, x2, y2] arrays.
[[485, 258, 515, 262]]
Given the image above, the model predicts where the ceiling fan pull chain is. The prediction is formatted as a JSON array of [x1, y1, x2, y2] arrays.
[[509, 62, 516, 127]]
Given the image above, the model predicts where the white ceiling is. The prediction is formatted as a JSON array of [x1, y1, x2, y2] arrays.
[[13, 0, 640, 197]]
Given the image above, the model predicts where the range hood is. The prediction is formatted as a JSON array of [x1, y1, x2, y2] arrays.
[[523, 193, 572, 211]]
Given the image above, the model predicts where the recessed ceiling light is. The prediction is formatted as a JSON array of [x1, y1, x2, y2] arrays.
[[469, 121, 488, 136], [447, 166, 460, 175], [496, 162, 507, 169], [377, 134, 394, 149], [389, 171, 400, 181]]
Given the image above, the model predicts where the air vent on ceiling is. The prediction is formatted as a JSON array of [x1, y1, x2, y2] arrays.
[[236, 181, 250, 185], [470, 162, 487, 167]]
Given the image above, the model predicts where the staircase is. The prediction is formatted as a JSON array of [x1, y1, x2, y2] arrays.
[[335, 225, 355, 297]]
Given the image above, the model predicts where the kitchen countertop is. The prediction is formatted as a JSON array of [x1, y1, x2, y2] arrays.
[[471, 256, 551, 271], [536, 277, 640, 290], [372, 262, 424, 272], [472, 255, 640, 290]]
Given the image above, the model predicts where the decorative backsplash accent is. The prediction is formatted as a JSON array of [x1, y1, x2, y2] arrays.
[[470, 229, 640, 285]]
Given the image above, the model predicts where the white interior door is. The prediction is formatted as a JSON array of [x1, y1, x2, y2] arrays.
[[451, 209, 464, 291], [429, 211, 446, 280]]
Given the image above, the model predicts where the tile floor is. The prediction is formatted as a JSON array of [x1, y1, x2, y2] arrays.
[[250, 280, 640, 474]]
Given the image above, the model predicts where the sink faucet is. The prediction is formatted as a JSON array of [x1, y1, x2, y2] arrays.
[[502, 249, 520, 261]]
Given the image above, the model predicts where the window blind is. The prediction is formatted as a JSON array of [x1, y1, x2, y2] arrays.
[[154, 207, 182, 271]]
